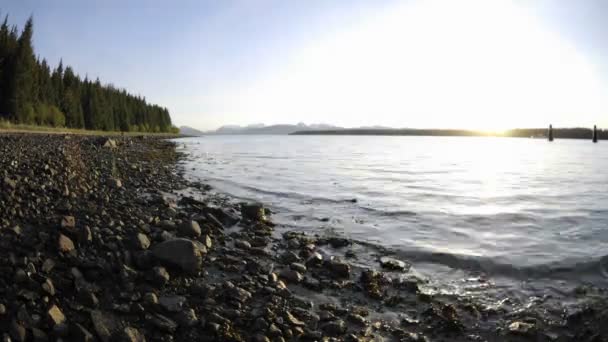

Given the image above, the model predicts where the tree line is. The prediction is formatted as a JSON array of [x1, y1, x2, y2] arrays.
[[0, 13, 176, 133]]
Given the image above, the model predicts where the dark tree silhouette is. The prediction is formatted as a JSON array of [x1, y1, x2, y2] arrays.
[[0, 12, 175, 132]]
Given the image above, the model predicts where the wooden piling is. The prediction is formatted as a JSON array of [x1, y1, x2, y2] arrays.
[[548, 124, 553, 142], [593, 125, 598, 143]]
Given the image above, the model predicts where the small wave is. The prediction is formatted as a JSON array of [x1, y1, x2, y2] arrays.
[[388, 248, 608, 282]]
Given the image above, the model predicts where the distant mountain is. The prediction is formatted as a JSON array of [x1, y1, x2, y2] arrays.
[[179, 126, 205, 136], [208, 123, 344, 135]]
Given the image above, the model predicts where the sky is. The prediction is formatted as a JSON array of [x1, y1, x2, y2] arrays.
[[2, 0, 608, 131]]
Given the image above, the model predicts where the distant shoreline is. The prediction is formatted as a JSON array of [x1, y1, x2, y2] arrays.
[[290, 127, 605, 140]]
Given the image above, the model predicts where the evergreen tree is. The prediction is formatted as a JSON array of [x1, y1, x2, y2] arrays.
[[0, 12, 175, 132]]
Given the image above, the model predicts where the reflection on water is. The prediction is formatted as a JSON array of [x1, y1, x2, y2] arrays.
[[176, 135, 608, 282]]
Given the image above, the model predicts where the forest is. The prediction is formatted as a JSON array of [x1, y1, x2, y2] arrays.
[[0, 13, 175, 133]]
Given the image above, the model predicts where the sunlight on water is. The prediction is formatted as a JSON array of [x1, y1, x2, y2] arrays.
[[177, 135, 608, 280]]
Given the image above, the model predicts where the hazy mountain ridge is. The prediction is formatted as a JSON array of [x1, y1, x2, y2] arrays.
[[205, 123, 345, 135]]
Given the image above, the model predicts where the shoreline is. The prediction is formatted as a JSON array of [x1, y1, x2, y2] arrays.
[[0, 133, 606, 341]]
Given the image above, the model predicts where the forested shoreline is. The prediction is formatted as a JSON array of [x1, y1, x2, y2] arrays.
[[0, 13, 175, 133]]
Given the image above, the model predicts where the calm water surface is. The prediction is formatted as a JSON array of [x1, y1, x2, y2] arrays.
[[176, 135, 608, 287]]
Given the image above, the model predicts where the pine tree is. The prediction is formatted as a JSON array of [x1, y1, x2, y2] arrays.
[[0, 12, 175, 132]]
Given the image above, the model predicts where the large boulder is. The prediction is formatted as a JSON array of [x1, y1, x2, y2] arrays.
[[151, 238, 206, 274]]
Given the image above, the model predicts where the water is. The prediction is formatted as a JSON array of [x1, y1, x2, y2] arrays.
[[176, 135, 608, 292]]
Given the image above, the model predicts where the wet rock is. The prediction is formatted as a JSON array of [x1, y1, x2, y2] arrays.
[[306, 252, 323, 267], [0, 304, 5, 315], [508, 321, 535, 335], [234, 239, 252, 250], [290, 262, 307, 273], [41, 259, 55, 274], [281, 251, 301, 264], [328, 259, 351, 278], [360, 270, 386, 299], [241, 203, 267, 222], [328, 237, 351, 248], [151, 238, 205, 274], [58, 234, 75, 253], [280, 269, 303, 283], [347, 313, 367, 326], [321, 319, 347, 336], [178, 220, 201, 238], [379, 256, 410, 271], [285, 311, 306, 327]]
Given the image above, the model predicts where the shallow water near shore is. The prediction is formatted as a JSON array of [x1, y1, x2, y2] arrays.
[[175, 135, 608, 302]]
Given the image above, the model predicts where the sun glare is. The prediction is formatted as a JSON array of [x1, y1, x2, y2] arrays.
[[232, 0, 606, 130]]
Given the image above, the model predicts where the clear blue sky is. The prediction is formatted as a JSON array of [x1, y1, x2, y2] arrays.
[[2, 0, 608, 130]]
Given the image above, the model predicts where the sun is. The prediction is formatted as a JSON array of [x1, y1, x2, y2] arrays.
[[231, 0, 607, 130]]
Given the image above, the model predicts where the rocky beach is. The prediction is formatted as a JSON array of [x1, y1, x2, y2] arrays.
[[0, 133, 606, 342]]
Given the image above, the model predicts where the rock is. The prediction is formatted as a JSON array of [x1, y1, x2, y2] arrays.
[[285, 311, 306, 327], [61, 216, 76, 230], [143, 292, 158, 306], [0, 303, 5, 315], [72, 323, 95, 342], [42, 278, 56, 296], [10, 320, 26, 342], [3, 176, 17, 189], [281, 251, 301, 264], [58, 234, 75, 253], [234, 239, 251, 250], [306, 252, 323, 267], [347, 313, 367, 326], [178, 220, 201, 238], [280, 269, 303, 283], [47, 304, 66, 326], [120, 327, 146, 342], [158, 295, 187, 312], [8, 225, 21, 236], [41, 259, 55, 273], [290, 262, 307, 273], [31, 327, 48, 341], [151, 266, 170, 286], [328, 259, 351, 278], [322, 319, 347, 336], [90, 310, 119, 342], [151, 238, 205, 274], [241, 203, 267, 222], [380, 257, 410, 271], [107, 178, 122, 189], [102, 138, 117, 148], [328, 237, 351, 248], [176, 308, 198, 327], [508, 321, 535, 335], [133, 233, 151, 250], [203, 234, 213, 248], [146, 313, 177, 333]]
